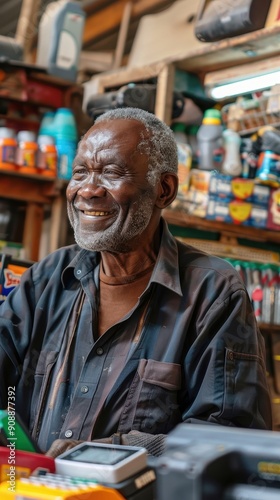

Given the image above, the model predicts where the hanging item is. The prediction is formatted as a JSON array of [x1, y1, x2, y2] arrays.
[[195, 0, 272, 42]]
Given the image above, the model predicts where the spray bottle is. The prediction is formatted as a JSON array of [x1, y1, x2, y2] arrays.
[[221, 128, 242, 176]]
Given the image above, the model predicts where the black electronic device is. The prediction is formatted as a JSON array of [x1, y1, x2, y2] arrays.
[[86, 83, 186, 121], [155, 423, 280, 500], [195, 0, 272, 43]]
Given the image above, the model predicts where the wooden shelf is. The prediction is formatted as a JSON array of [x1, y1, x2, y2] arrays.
[[95, 25, 280, 85], [163, 209, 280, 245], [170, 25, 280, 74], [260, 323, 280, 334], [0, 171, 64, 204], [0, 171, 67, 261]]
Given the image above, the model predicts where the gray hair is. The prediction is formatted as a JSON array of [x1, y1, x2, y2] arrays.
[[94, 107, 178, 185]]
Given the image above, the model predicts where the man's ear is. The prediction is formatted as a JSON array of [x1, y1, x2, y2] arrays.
[[155, 172, 178, 209]]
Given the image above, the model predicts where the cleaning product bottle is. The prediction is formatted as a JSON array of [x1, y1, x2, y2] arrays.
[[36, 0, 85, 81], [52, 108, 78, 180], [196, 109, 224, 171], [221, 128, 242, 177]]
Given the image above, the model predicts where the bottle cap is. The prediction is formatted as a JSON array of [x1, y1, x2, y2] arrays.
[[0, 127, 16, 139], [37, 135, 55, 146], [17, 130, 37, 143], [203, 108, 222, 125]]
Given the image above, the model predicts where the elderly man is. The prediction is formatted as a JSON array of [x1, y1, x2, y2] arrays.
[[0, 108, 272, 458]]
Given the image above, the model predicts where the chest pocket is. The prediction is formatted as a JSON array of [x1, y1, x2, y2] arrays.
[[118, 358, 182, 435]]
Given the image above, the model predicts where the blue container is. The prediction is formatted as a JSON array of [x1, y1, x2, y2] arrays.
[[52, 108, 78, 141], [56, 138, 77, 180], [39, 111, 56, 137], [52, 108, 78, 179]]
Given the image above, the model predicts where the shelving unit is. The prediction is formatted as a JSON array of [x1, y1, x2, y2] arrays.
[[0, 170, 67, 261], [164, 209, 280, 245], [0, 61, 82, 261]]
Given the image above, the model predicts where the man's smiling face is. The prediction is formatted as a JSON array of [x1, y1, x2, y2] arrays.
[[66, 118, 159, 253]]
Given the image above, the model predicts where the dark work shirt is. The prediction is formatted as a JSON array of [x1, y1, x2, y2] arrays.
[[0, 219, 272, 452]]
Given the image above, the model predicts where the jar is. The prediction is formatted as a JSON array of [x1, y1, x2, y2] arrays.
[[37, 135, 57, 178], [16, 131, 38, 175], [0, 128, 17, 171]]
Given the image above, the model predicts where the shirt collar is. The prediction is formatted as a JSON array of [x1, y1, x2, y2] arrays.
[[61, 218, 182, 296], [61, 249, 100, 287], [150, 218, 182, 296]]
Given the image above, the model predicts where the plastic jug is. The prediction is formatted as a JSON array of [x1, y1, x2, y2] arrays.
[[196, 109, 224, 171], [52, 108, 78, 180], [36, 0, 85, 81]]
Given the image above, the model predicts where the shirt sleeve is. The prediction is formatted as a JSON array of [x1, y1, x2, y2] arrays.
[[180, 287, 272, 430], [0, 266, 35, 409]]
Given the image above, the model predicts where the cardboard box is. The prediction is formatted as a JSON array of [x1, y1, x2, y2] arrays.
[[209, 172, 270, 205], [207, 197, 268, 228], [267, 187, 280, 230]]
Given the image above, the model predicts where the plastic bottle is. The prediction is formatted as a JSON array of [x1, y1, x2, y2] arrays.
[[52, 108, 78, 180], [38, 111, 56, 137], [240, 138, 258, 179], [0, 128, 17, 171], [16, 131, 38, 175], [196, 109, 224, 171], [36, 0, 85, 82], [37, 135, 57, 178], [250, 263, 263, 322], [221, 128, 242, 177]]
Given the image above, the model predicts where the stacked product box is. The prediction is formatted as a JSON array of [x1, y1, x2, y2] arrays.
[[267, 187, 280, 231], [206, 173, 270, 228], [0, 254, 32, 304], [171, 169, 211, 218]]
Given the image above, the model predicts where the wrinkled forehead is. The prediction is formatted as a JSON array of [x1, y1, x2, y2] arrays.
[[83, 118, 149, 149], [76, 119, 151, 169]]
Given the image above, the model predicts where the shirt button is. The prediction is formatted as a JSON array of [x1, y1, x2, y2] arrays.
[[96, 347, 104, 355], [228, 351, 234, 361], [81, 385, 89, 394], [76, 269, 82, 275], [65, 429, 73, 438]]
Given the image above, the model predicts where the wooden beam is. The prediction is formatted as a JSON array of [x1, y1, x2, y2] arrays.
[[112, 1, 133, 69], [23, 202, 44, 261], [15, 0, 41, 62], [83, 0, 174, 46]]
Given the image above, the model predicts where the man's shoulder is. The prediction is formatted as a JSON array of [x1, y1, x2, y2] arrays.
[[175, 238, 240, 277]]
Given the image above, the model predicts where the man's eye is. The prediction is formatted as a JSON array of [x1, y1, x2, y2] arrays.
[[72, 167, 87, 177], [103, 166, 123, 177]]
